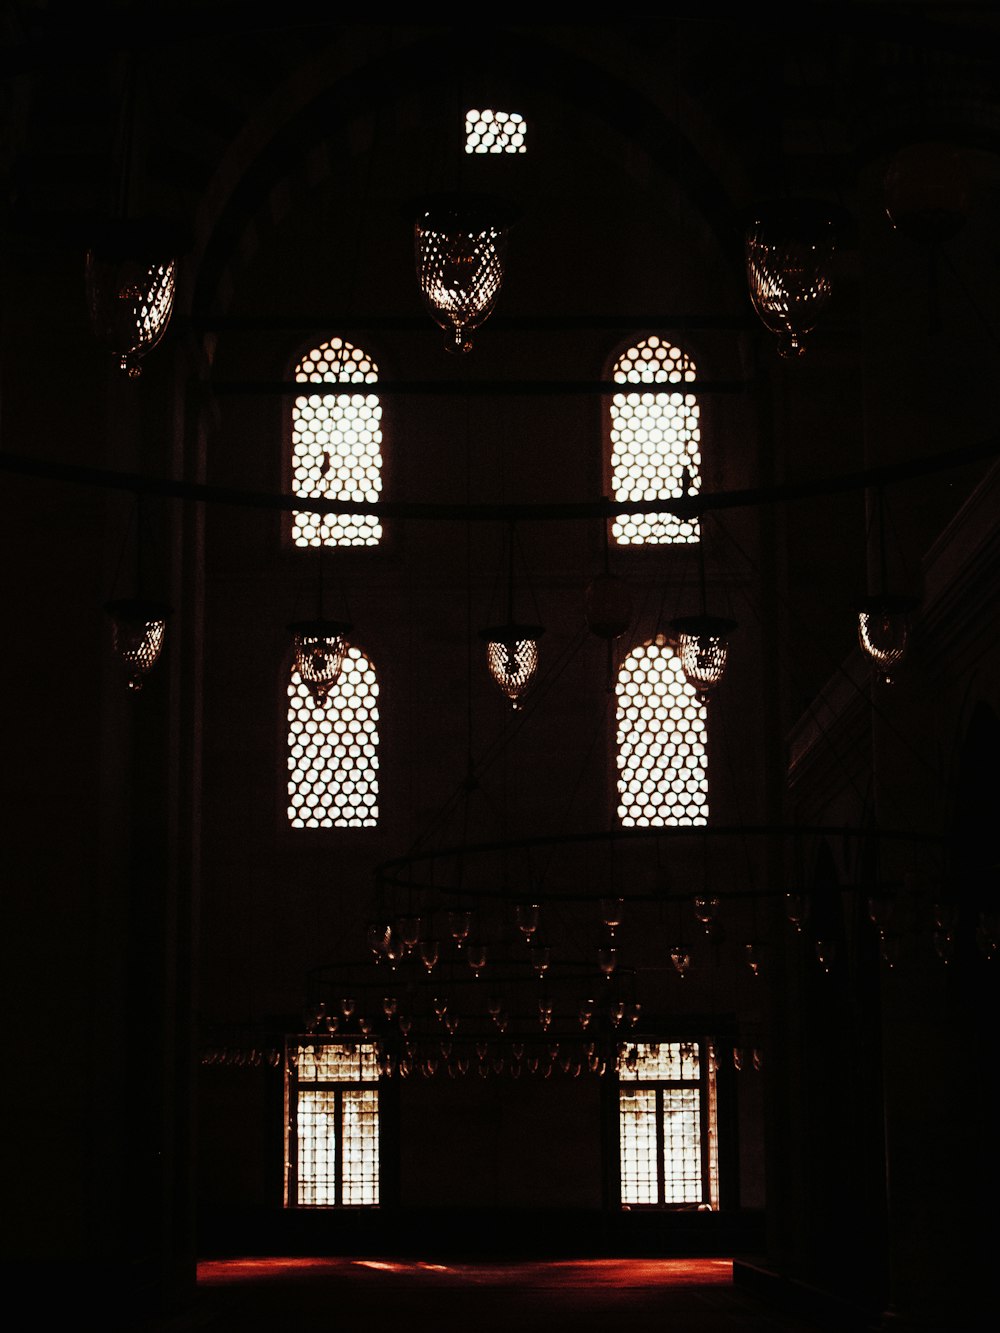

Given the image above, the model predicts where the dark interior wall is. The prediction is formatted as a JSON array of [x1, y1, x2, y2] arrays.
[[191, 53, 772, 1238], [3, 11, 999, 1328]]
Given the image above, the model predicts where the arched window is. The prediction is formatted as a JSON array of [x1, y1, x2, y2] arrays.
[[616, 640, 707, 827], [287, 645, 380, 828], [609, 336, 700, 544], [291, 337, 382, 547]]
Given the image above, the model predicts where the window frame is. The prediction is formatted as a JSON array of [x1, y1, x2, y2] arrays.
[[603, 333, 703, 548], [284, 1037, 382, 1209], [282, 333, 390, 552], [285, 640, 381, 832], [614, 636, 709, 829], [615, 1038, 719, 1211]]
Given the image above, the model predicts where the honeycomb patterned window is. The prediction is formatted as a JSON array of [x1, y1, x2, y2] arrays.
[[286, 1041, 379, 1207], [291, 337, 382, 547], [616, 640, 708, 827], [287, 646, 379, 829], [465, 108, 526, 153], [610, 337, 700, 544], [618, 1041, 719, 1209]]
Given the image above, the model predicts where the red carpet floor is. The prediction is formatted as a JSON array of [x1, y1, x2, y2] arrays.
[[135, 1255, 831, 1331]]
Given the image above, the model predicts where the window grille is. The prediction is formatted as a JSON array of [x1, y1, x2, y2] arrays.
[[616, 640, 708, 827], [287, 646, 379, 828], [286, 1041, 380, 1207], [618, 1041, 719, 1208], [291, 337, 382, 547], [465, 108, 526, 153], [610, 337, 700, 544]]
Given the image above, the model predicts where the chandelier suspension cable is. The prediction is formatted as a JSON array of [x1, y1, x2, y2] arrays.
[[107, 492, 140, 602], [377, 825, 944, 905], [937, 245, 1000, 351], [710, 502, 946, 836], [4, 432, 997, 520], [113, 41, 138, 222]]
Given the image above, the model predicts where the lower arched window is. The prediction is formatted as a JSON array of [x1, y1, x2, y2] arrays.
[[616, 639, 707, 827], [287, 646, 379, 828]]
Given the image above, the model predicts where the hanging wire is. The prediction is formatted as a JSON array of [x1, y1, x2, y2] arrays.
[[710, 503, 945, 835], [107, 492, 140, 601]]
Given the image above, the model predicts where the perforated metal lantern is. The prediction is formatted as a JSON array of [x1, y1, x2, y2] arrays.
[[414, 194, 513, 354], [857, 595, 917, 684], [85, 221, 178, 377], [480, 623, 543, 711], [105, 598, 171, 691], [290, 619, 351, 702], [671, 615, 737, 692], [745, 201, 839, 357]]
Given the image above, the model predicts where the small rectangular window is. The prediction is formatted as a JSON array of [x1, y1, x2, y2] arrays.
[[618, 1040, 719, 1209], [465, 109, 526, 154], [285, 1040, 380, 1207]]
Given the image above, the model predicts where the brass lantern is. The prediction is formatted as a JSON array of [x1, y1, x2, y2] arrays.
[[745, 201, 840, 357], [480, 624, 544, 711], [857, 595, 917, 685], [414, 194, 513, 354], [670, 614, 737, 693], [85, 221, 178, 377], [105, 598, 171, 692], [290, 619, 351, 702]]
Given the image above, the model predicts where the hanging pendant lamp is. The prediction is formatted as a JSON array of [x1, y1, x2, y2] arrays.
[[670, 614, 738, 693], [105, 597, 171, 692], [413, 193, 514, 354], [289, 619, 351, 702], [480, 625, 544, 711], [857, 595, 917, 685], [857, 488, 918, 684], [669, 511, 736, 692], [105, 494, 171, 691], [480, 522, 543, 710], [745, 200, 840, 357], [85, 220, 178, 377]]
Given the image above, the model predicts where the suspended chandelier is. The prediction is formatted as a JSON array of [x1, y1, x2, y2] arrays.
[[84, 220, 178, 377], [290, 618, 352, 702], [670, 614, 738, 693], [745, 200, 840, 357], [105, 597, 171, 692], [413, 193, 513, 354]]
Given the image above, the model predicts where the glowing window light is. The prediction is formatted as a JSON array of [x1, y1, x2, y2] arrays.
[[291, 337, 382, 547], [618, 1041, 718, 1209], [610, 337, 700, 545], [288, 1042, 379, 1207], [616, 641, 708, 828], [465, 108, 526, 154], [287, 646, 379, 829]]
